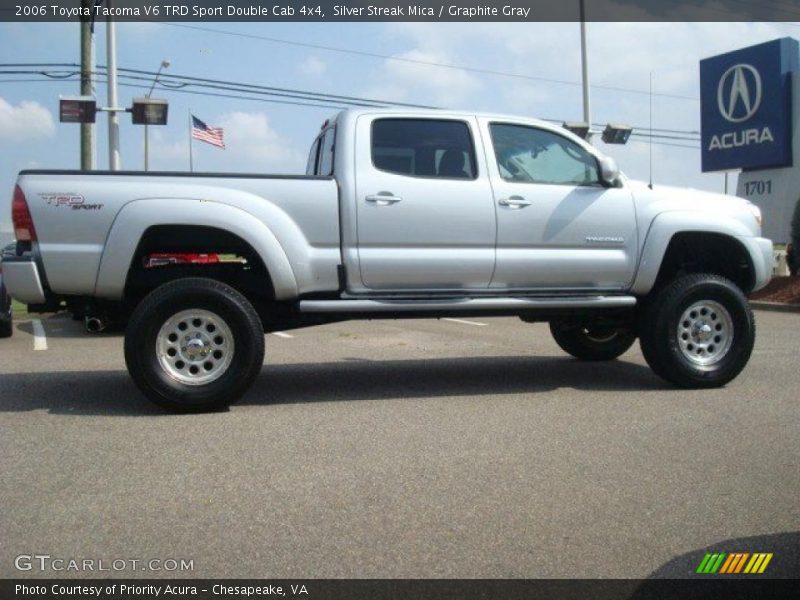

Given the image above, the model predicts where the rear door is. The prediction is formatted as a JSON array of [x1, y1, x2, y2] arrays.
[[354, 115, 496, 291], [482, 120, 638, 291]]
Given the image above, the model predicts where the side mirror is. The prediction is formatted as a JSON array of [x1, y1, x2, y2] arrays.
[[598, 156, 620, 186]]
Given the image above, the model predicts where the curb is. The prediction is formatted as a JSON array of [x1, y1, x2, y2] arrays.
[[749, 301, 800, 313]]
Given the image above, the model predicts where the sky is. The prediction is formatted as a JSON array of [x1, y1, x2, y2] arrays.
[[1, 20, 799, 237]]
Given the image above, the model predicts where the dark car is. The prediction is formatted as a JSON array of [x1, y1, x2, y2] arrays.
[[0, 243, 15, 338]]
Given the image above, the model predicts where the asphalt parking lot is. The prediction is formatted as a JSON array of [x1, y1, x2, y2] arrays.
[[0, 310, 798, 579]]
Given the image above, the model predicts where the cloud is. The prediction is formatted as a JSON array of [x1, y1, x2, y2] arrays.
[[359, 21, 795, 191], [363, 48, 482, 108], [218, 111, 304, 172], [301, 56, 327, 76], [0, 98, 55, 140], [150, 129, 189, 165], [151, 112, 305, 173]]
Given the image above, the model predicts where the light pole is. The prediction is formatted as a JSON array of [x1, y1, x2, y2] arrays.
[[144, 59, 170, 171], [106, 1, 120, 170], [579, 0, 592, 143]]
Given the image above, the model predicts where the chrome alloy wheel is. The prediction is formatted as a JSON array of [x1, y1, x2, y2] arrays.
[[156, 309, 235, 385], [676, 300, 733, 367]]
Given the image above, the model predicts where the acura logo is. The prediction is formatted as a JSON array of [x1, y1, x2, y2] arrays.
[[717, 64, 762, 123]]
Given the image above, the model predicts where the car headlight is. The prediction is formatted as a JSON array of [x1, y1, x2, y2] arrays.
[[747, 202, 763, 228]]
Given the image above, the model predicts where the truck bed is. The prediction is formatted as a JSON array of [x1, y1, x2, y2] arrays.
[[16, 169, 341, 299]]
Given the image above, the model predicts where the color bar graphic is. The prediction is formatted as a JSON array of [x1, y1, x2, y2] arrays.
[[697, 553, 726, 573], [719, 552, 749, 573], [698, 552, 773, 574]]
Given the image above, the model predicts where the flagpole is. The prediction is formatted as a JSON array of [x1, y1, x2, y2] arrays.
[[188, 109, 194, 172]]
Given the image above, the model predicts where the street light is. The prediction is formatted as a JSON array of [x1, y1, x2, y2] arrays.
[[144, 59, 170, 171], [131, 98, 169, 125], [562, 121, 591, 140], [601, 124, 633, 145], [59, 96, 97, 124]]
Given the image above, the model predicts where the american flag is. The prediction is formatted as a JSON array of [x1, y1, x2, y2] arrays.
[[191, 115, 225, 149]]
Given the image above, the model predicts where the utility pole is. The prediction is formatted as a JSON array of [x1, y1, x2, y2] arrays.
[[579, 0, 592, 142], [79, 0, 94, 170], [106, 0, 121, 170]]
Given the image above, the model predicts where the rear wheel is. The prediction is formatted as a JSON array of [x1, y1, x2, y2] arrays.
[[638, 274, 755, 388], [549, 321, 637, 361], [124, 277, 264, 412], [0, 316, 12, 338]]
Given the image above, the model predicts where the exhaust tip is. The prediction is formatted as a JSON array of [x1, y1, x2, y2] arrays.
[[84, 316, 106, 333]]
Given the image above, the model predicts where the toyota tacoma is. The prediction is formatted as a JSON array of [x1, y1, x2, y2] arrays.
[[4, 109, 773, 411]]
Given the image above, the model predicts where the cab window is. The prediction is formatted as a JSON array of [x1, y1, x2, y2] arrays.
[[490, 123, 600, 186], [371, 118, 477, 179]]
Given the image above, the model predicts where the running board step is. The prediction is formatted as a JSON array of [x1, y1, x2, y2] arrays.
[[298, 296, 636, 314]]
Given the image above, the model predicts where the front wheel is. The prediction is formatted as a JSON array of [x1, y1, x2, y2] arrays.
[[124, 277, 265, 412], [549, 321, 637, 361], [638, 274, 755, 388]]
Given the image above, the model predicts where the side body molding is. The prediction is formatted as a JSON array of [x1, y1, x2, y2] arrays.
[[94, 198, 298, 300], [630, 211, 757, 296]]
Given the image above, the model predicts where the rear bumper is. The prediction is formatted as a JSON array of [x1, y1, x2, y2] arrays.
[[2, 255, 47, 304]]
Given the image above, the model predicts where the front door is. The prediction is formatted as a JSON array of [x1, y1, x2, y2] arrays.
[[355, 116, 496, 291], [482, 120, 638, 292]]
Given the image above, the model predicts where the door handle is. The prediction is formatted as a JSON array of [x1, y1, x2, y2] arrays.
[[498, 195, 532, 208], [366, 192, 403, 205]]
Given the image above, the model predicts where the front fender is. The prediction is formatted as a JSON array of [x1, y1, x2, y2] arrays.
[[94, 198, 298, 300], [631, 211, 758, 295]]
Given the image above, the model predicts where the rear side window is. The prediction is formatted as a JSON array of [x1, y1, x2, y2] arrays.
[[318, 127, 336, 176], [371, 119, 477, 179], [306, 136, 321, 175]]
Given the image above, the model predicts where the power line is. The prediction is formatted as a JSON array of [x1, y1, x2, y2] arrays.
[[0, 74, 352, 111], [1, 63, 704, 138], [0, 63, 703, 139], [117, 66, 439, 109], [630, 132, 700, 142], [628, 139, 700, 150], [0, 74, 703, 150], [0, 64, 437, 109], [155, 22, 701, 102]]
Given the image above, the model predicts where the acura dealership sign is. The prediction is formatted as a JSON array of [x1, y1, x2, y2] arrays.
[[700, 38, 798, 172], [717, 64, 762, 123]]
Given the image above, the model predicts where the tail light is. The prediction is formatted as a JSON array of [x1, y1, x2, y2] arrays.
[[12, 185, 37, 242]]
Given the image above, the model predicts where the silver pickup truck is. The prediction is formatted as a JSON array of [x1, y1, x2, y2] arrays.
[[5, 108, 773, 411]]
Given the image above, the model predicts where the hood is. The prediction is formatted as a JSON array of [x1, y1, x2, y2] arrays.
[[626, 179, 762, 237], [627, 179, 752, 213]]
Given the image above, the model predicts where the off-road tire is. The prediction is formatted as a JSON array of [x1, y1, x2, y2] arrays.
[[124, 277, 264, 412], [638, 274, 755, 388], [549, 321, 637, 361]]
